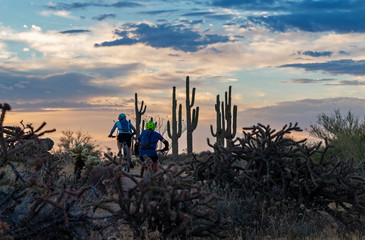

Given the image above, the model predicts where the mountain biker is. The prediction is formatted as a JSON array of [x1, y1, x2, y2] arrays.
[[135, 121, 169, 173], [108, 113, 136, 159]]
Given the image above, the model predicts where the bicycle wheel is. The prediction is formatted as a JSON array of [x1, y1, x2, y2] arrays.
[[123, 144, 131, 172]]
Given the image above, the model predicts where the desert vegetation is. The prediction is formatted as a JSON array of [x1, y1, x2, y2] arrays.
[[1, 77, 365, 239]]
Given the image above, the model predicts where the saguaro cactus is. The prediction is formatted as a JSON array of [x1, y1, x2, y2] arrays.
[[223, 86, 237, 146], [210, 95, 224, 147], [210, 86, 237, 147], [185, 76, 199, 155], [134, 93, 146, 137], [167, 86, 182, 160]]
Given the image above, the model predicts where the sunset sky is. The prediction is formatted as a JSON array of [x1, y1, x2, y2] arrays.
[[1, 0, 365, 153]]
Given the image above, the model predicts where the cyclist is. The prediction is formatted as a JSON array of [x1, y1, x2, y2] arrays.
[[135, 121, 169, 173], [108, 113, 136, 159]]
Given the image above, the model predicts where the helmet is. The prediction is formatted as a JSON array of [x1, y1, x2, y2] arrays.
[[145, 121, 156, 130], [118, 113, 126, 120]]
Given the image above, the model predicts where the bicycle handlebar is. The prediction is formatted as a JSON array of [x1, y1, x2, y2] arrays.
[[157, 149, 168, 153]]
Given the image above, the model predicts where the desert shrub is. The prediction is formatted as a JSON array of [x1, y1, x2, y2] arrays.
[[308, 109, 365, 162], [55, 130, 102, 183]]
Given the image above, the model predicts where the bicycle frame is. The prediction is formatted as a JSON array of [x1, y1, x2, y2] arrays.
[[110, 135, 132, 172], [121, 140, 132, 172]]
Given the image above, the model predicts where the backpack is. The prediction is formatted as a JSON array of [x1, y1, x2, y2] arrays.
[[119, 120, 130, 132], [140, 130, 153, 148]]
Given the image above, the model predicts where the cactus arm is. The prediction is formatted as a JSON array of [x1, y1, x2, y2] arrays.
[[221, 101, 225, 132], [192, 107, 199, 130], [140, 101, 146, 114], [210, 125, 217, 137], [231, 105, 237, 138], [167, 120, 172, 139], [190, 87, 196, 107], [177, 103, 182, 137]]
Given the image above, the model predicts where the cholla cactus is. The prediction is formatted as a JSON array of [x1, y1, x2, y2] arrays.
[[70, 142, 101, 182]]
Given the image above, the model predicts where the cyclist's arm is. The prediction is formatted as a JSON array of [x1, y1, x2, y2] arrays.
[[130, 123, 137, 135], [161, 139, 169, 151], [108, 122, 117, 137], [157, 133, 169, 150]]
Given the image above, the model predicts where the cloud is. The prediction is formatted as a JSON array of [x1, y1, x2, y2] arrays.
[[210, 0, 365, 33], [179, 19, 204, 25], [211, 0, 365, 11], [40, 10, 76, 19], [181, 11, 214, 17], [280, 59, 365, 76], [94, 22, 231, 52], [137, 10, 178, 15], [211, 0, 280, 9], [240, 97, 365, 132], [45, 1, 142, 10], [290, 78, 335, 84], [181, 11, 235, 21], [59, 29, 91, 34], [288, 78, 365, 86], [0, 72, 105, 99], [298, 50, 333, 57], [92, 14, 116, 21], [0, 69, 138, 111], [249, 10, 365, 33], [326, 80, 365, 86]]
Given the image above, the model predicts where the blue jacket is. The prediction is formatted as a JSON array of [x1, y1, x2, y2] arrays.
[[137, 130, 165, 157], [110, 119, 136, 135]]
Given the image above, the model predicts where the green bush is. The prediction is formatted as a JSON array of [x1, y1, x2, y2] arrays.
[[308, 109, 365, 162]]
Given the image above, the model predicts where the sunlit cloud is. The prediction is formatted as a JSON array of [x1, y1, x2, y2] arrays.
[[40, 10, 77, 19]]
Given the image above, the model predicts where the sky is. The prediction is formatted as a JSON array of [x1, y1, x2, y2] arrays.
[[1, 0, 365, 153]]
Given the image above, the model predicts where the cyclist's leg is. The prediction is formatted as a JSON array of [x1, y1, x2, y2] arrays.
[[124, 143, 131, 172], [150, 155, 159, 173], [116, 134, 122, 156], [139, 156, 150, 183], [124, 134, 133, 168]]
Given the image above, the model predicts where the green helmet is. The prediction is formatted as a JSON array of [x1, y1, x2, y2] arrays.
[[118, 113, 126, 120], [145, 121, 156, 130]]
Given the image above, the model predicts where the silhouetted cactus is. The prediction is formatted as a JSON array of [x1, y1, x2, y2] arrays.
[[210, 86, 237, 147], [167, 86, 182, 160], [210, 95, 224, 147], [223, 86, 237, 146], [185, 76, 199, 155], [134, 93, 146, 137], [193, 122, 365, 235]]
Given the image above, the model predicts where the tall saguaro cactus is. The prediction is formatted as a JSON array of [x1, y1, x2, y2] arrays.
[[134, 93, 146, 137], [167, 86, 182, 160], [185, 76, 199, 155], [210, 86, 237, 147]]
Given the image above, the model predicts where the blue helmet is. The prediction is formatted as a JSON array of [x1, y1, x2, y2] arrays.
[[118, 113, 126, 120]]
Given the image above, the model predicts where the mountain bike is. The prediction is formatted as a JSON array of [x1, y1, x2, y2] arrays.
[[140, 149, 167, 184], [109, 135, 132, 172]]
